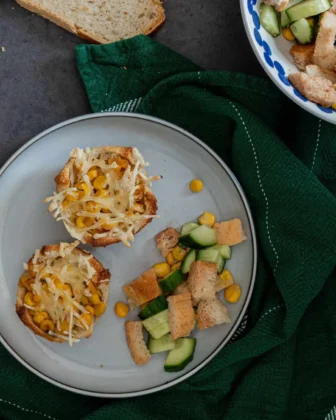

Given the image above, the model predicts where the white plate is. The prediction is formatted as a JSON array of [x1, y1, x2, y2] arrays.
[[241, 0, 336, 124], [0, 113, 257, 397]]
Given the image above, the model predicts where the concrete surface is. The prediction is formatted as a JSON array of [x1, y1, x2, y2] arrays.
[[0, 0, 264, 166]]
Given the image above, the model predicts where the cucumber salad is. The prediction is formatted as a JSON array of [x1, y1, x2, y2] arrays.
[[122, 213, 246, 372], [260, 0, 336, 108]]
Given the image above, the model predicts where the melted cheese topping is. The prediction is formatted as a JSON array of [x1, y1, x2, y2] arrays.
[[26, 242, 109, 346], [45, 148, 160, 247]]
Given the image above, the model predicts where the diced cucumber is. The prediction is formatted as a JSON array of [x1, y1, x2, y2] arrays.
[[216, 255, 225, 273], [290, 18, 314, 43], [208, 245, 231, 259], [142, 309, 169, 332], [164, 338, 197, 372], [197, 249, 219, 263], [148, 334, 175, 353], [138, 295, 168, 320], [181, 249, 196, 274], [179, 225, 217, 249], [281, 0, 304, 27], [159, 270, 184, 293], [260, 3, 280, 37], [286, 0, 331, 23], [181, 222, 199, 236], [149, 322, 171, 339]]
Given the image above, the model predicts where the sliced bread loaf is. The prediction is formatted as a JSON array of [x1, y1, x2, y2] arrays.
[[15, 0, 165, 44]]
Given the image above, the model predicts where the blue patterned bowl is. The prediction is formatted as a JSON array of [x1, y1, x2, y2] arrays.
[[240, 0, 336, 123]]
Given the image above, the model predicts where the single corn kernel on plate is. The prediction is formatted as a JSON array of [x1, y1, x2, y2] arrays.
[[0, 113, 256, 397]]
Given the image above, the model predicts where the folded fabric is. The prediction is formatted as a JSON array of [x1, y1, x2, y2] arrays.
[[0, 35, 335, 420]]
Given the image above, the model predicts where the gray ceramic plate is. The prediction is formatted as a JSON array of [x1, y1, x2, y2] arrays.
[[0, 113, 257, 397]]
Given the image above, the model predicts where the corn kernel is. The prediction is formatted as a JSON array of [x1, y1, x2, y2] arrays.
[[86, 201, 100, 213], [166, 252, 175, 266], [20, 274, 33, 291], [87, 168, 99, 181], [95, 188, 109, 198], [107, 156, 116, 165], [198, 211, 216, 227], [101, 220, 117, 230], [84, 217, 95, 227], [171, 262, 182, 271], [63, 283, 73, 297], [224, 283, 242, 303], [24, 292, 35, 306], [114, 301, 129, 318], [101, 208, 110, 213], [307, 17, 315, 26], [282, 27, 296, 42], [116, 156, 128, 168], [131, 203, 145, 213], [59, 320, 70, 332], [33, 311, 49, 324], [153, 262, 170, 278], [332, 104, 336, 110], [88, 282, 97, 294], [189, 179, 203, 193], [40, 319, 54, 332], [94, 302, 106, 316], [125, 211, 134, 218], [80, 313, 93, 328], [219, 270, 234, 289], [91, 293, 101, 305], [75, 182, 90, 198], [81, 296, 89, 305], [172, 246, 187, 261], [53, 276, 63, 290], [75, 216, 86, 228], [97, 289, 102, 298], [93, 175, 107, 190], [32, 293, 41, 303], [85, 305, 95, 315]]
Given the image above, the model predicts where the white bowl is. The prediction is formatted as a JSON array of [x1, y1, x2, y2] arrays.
[[240, 0, 336, 124]]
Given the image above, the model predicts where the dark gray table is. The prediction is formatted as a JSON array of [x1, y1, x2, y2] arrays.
[[0, 0, 264, 167]]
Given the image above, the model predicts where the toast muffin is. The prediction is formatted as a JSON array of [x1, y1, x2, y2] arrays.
[[16, 241, 111, 346], [45, 147, 159, 247]]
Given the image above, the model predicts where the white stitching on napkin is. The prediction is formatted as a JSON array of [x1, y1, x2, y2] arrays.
[[325, 405, 336, 420], [259, 304, 285, 322], [0, 398, 59, 420], [101, 97, 142, 113], [228, 101, 280, 274], [311, 119, 321, 172]]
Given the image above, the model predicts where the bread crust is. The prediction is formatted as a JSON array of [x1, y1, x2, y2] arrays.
[[123, 268, 161, 308], [16, 244, 110, 343], [15, 0, 165, 44], [54, 146, 158, 247], [125, 321, 151, 365]]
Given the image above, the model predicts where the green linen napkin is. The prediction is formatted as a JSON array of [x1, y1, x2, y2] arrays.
[[1, 35, 336, 420]]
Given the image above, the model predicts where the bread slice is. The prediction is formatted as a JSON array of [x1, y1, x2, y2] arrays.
[[188, 261, 217, 306], [125, 321, 151, 365], [155, 227, 180, 257], [123, 268, 161, 308], [197, 298, 231, 330], [167, 293, 195, 340], [214, 219, 247, 246], [15, 0, 165, 44]]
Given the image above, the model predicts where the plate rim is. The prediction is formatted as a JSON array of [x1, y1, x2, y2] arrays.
[[0, 112, 257, 398]]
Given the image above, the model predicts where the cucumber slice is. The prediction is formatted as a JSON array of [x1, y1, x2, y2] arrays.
[[260, 3, 280, 37], [286, 0, 331, 23], [138, 295, 168, 320], [179, 225, 217, 249], [181, 249, 196, 274], [148, 334, 175, 353], [149, 322, 171, 339], [181, 222, 199, 236], [281, 0, 304, 27], [142, 309, 169, 332], [290, 18, 314, 43], [159, 270, 184, 293], [197, 249, 219, 263], [216, 255, 225, 273], [208, 245, 231, 259], [164, 338, 197, 372]]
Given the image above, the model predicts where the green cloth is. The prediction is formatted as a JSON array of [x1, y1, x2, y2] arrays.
[[1, 35, 336, 420]]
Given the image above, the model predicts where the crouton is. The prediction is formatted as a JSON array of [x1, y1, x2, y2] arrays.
[[290, 43, 315, 71], [155, 227, 180, 257], [264, 0, 288, 11], [214, 218, 246, 246], [197, 298, 231, 330], [123, 268, 161, 308], [167, 292, 195, 340], [306, 65, 336, 83], [288, 71, 336, 107], [125, 321, 151, 365], [312, 11, 336, 70], [188, 261, 217, 305], [174, 280, 198, 306]]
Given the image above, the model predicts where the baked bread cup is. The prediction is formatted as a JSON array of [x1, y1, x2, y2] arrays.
[[45, 147, 159, 247], [16, 241, 111, 346]]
